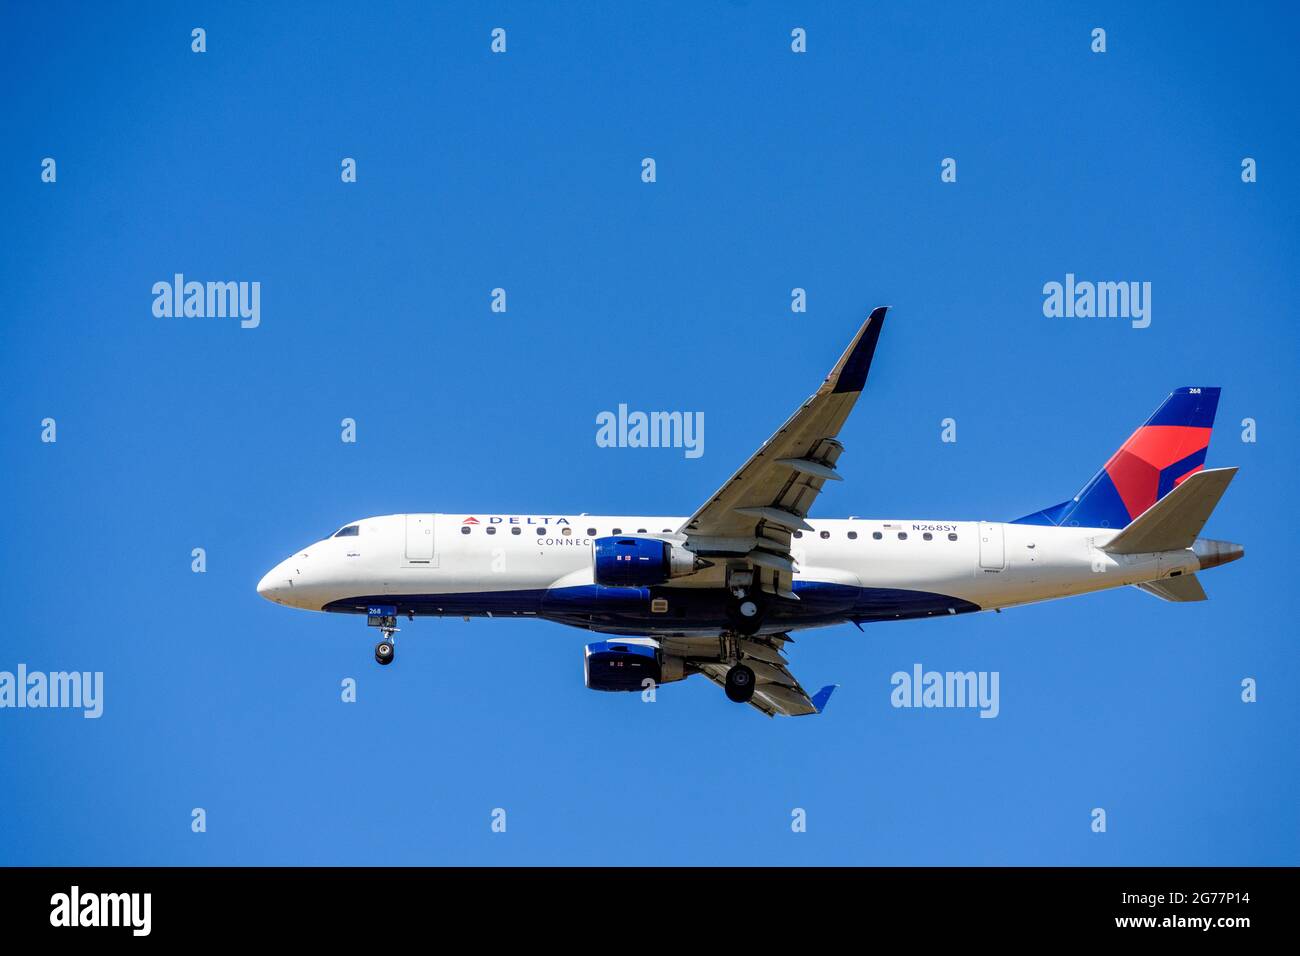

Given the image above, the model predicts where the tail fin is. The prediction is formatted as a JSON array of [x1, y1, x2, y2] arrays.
[[1014, 387, 1221, 530]]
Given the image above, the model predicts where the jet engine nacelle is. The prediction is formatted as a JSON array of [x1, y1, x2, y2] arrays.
[[592, 535, 706, 587], [583, 639, 687, 692]]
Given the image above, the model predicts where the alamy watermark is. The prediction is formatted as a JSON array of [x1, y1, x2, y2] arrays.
[[596, 404, 704, 459], [890, 663, 999, 718], [50, 886, 150, 936], [152, 274, 260, 329], [0, 664, 103, 718], [1042, 273, 1150, 329]]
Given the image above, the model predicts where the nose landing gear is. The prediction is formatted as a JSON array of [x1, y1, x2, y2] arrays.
[[367, 605, 400, 666]]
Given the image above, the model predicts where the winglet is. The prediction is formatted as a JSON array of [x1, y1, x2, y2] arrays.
[[828, 306, 888, 394], [811, 684, 838, 714]]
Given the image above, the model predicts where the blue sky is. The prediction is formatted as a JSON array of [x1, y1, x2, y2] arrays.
[[2, 1, 1296, 865]]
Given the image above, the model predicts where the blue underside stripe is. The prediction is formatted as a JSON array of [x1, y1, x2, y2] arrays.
[[323, 580, 980, 629]]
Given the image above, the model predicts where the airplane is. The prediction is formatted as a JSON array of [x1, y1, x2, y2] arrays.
[[256, 307, 1244, 717]]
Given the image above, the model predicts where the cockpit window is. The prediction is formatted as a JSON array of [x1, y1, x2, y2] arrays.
[[332, 525, 360, 537]]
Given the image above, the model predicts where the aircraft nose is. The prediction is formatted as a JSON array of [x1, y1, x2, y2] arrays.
[[256, 563, 294, 603]]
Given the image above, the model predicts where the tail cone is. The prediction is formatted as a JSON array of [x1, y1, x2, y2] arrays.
[[1194, 538, 1245, 570]]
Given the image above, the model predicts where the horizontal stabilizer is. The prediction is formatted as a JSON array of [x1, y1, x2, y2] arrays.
[[1103, 467, 1237, 555], [1134, 575, 1207, 602]]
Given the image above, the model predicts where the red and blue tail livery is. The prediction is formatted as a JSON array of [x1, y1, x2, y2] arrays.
[[1015, 387, 1221, 529]]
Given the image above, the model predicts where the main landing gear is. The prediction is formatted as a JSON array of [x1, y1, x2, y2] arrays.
[[367, 604, 400, 666], [716, 629, 758, 704], [724, 662, 756, 703]]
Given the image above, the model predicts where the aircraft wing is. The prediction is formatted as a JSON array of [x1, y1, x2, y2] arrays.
[[691, 634, 837, 717], [677, 307, 888, 598]]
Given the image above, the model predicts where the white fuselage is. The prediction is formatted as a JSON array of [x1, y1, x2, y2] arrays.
[[257, 513, 1201, 636]]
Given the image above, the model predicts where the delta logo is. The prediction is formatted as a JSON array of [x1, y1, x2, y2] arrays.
[[461, 515, 571, 525]]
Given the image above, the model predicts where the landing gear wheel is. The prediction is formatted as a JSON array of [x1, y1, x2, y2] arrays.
[[727, 593, 765, 636], [724, 663, 756, 703], [367, 607, 400, 666]]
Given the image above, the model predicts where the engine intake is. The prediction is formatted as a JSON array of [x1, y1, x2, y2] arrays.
[[592, 535, 706, 587], [584, 640, 686, 692]]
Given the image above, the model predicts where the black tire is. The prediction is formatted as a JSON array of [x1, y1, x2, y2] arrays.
[[724, 664, 756, 703], [375, 641, 394, 665]]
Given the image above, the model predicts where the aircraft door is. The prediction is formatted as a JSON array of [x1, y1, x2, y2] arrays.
[[978, 521, 1005, 571], [404, 514, 438, 568]]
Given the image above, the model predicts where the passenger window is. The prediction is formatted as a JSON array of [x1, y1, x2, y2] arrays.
[[562, 527, 572, 536], [898, 532, 908, 540], [923, 532, 932, 541], [587, 527, 597, 536], [486, 527, 496, 535], [819, 531, 830, 539], [536, 527, 546, 535], [948, 532, 958, 541], [793, 531, 803, 539], [511, 527, 521, 535], [612, 528, 622, 534], [847, 531, 858, 540], [872, 531, 882, 540], [460, 526, 471, 535], [333, 525, 359, 537], [637, 528, 647, 533]]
